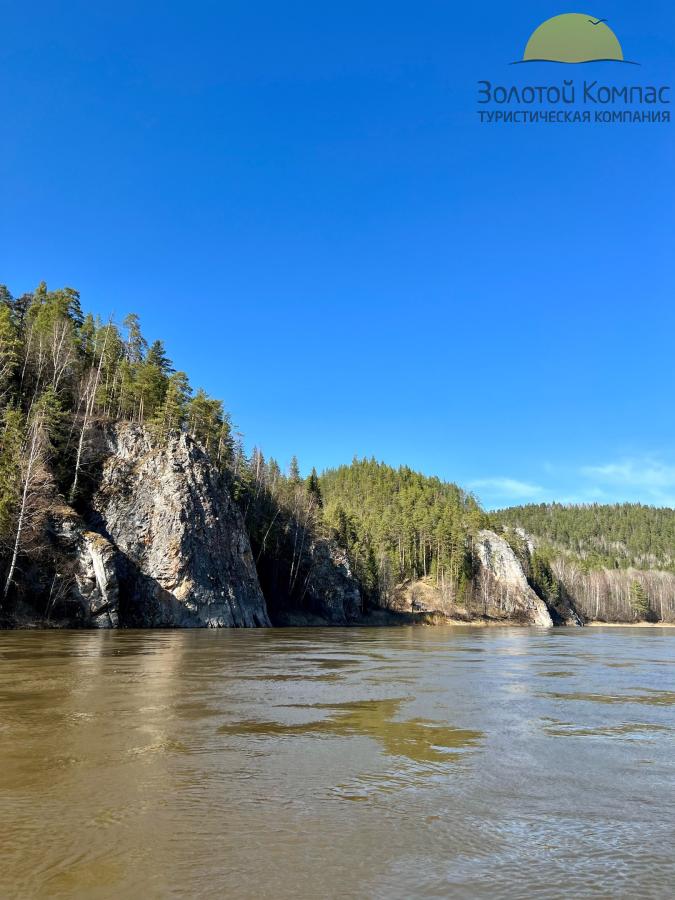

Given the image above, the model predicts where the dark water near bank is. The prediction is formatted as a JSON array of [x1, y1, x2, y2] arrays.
[[1, 627, 674, 899]]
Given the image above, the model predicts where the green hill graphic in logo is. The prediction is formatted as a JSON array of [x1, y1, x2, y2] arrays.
[[516, 13, 636, 64]]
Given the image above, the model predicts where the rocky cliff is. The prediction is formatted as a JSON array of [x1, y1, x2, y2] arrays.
[[88, 426, 271, 627], [271, 537, 362, 625], [23, 425, 268, 628], [303, 539, 361, 622], [3, 427, 587, 630], [389, 530, 582, 627], [473, 530, 555, 626], [50, 505, 120, 627], [12, 425, 366, 629]]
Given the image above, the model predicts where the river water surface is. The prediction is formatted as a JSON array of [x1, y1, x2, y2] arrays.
[[1, 626, 674, 898]]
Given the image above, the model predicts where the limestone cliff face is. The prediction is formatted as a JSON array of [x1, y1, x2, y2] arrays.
[[474, 530, 554, 627], [87, 425, 270, 627]]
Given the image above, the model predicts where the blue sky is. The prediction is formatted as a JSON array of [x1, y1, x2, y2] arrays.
[[2, 1, 674, 508]]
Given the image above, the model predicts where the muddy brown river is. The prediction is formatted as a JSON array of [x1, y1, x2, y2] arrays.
[[1, 626, 674, 898]]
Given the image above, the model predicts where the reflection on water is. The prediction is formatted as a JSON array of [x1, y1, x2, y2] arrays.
[[542, 689, 675, 706], [0, 626, 674, 899], [218, 697, 484, 765], [541, 717, 672, 738], [536, 670, 575, 677]]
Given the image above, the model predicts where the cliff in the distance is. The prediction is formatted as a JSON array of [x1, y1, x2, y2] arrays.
[[390, 529, 582, 627], [495, 503, 675, 623], [474, 530, 562, 626]]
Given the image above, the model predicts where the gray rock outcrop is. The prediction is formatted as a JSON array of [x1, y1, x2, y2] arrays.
[[89, 425, 270, 627], [474, 529, 554, 627], [49, 504, 120, 627], [302, 539, 362, 623], [76, 530, 120, 627]]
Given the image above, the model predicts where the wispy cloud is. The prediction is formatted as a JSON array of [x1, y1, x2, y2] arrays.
[[581, 459, 675, 489], [471, 456, 675, 509], [580, 457, 675, 506]]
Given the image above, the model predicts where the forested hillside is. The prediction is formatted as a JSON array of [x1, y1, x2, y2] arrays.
[[320, 460, 486, 603], [494, 503, 675, 572]]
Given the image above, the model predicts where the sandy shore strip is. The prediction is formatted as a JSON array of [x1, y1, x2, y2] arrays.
[[585, 621, 675, 628]]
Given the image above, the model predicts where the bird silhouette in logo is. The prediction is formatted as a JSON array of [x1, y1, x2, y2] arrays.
[[588, 18, 607, 25]]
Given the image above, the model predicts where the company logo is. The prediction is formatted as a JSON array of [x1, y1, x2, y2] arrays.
[[515, 13, 636, 65], [476, 12, 671, 125]]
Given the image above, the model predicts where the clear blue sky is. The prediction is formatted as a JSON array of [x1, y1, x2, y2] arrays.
[[2, 2, 674, 508]]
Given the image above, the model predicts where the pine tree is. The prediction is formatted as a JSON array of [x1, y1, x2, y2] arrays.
[[146, 339, 174, 375], [123, 313, 147, 364], [78, 314, 97, 367], [0, 304, 19, 401], [0, 285, 13, 312], [216, 413, 235, 469], [630, 580, 650, 619], [188, 389, 225, 455], [11, 294, 32, 331], [289, 456, 301, 484], [305, 466, 322, 504], [152, 371, 191, 441], [136, 341, 173, 422]]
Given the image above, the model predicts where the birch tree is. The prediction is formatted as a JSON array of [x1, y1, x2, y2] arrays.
[[2, 407, 45, 601]]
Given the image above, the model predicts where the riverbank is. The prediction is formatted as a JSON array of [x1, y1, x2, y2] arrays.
[[585, 620, 675, 628], [5, 608, 675, 630]]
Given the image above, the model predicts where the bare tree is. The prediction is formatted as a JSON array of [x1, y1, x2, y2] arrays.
[[3, 409, 49, 601], [69, 322, 111, 503]]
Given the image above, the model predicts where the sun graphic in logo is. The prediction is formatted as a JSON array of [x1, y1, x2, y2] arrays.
[[518, 13, 633, 64]]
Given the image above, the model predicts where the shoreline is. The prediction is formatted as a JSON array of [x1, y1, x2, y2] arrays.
[[584, 620, 675, 628], [4, 612, 675, 631]]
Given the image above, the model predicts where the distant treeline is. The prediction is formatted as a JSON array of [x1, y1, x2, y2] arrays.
[[493, 502, 675, 573]]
